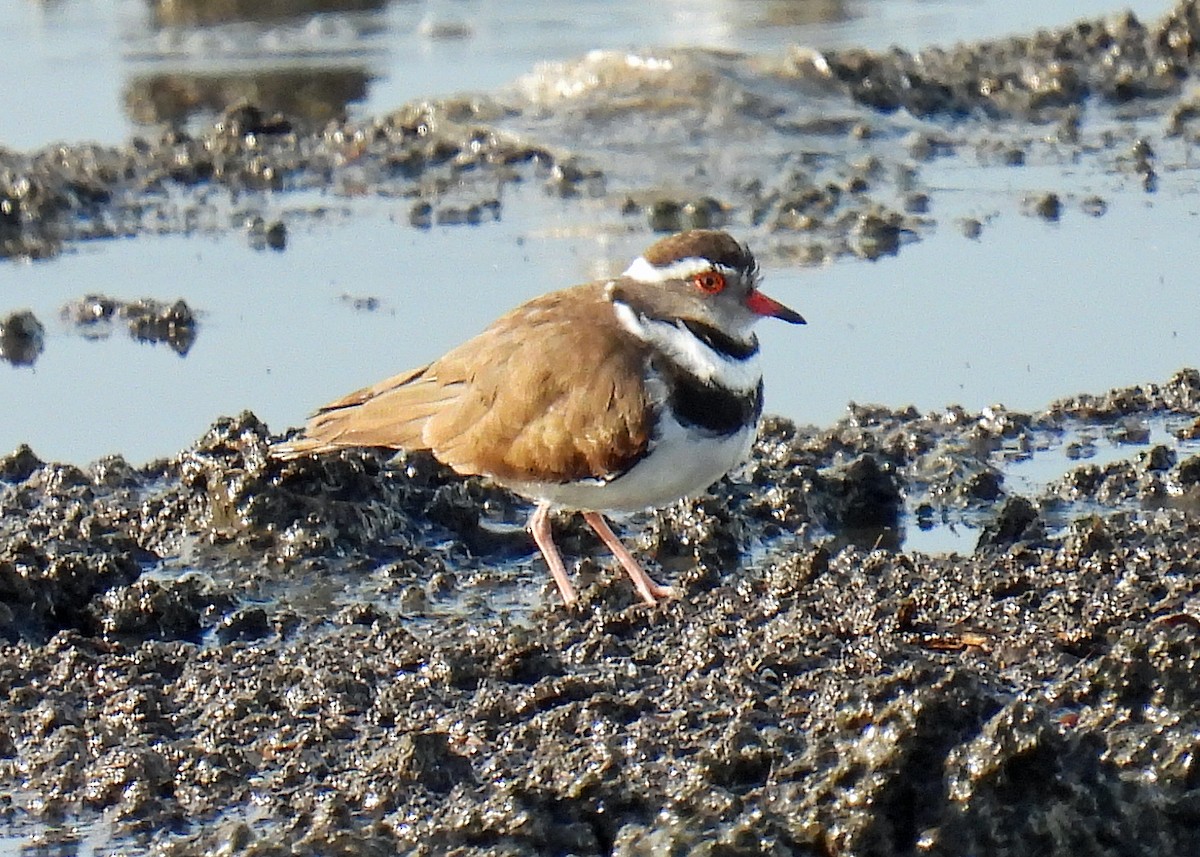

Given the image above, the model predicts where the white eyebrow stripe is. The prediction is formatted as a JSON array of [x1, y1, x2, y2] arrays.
[[622, 256, 738, 283]]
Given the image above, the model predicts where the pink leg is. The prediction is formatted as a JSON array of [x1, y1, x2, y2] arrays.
[[582, 511, 675, 606], [529, 502, 578, 606]]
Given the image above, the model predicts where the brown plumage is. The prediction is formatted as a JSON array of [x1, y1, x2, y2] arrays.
[[274, 283, 655, 484]]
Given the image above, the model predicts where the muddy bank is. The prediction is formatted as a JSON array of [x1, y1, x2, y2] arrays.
[[3, 370, 1200, 854]]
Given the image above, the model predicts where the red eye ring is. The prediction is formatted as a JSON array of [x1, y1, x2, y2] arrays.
[[692, 270, 726, 294]]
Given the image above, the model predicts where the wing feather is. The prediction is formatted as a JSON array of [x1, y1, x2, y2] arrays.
[[274, 283, 654, 484]]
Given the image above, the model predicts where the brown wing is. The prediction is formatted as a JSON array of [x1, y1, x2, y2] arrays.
[[274, 283, 654, 484]]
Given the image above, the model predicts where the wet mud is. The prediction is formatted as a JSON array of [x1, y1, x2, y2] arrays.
[[4, 370, 1200, 855], [7, 1, 1200, 854]]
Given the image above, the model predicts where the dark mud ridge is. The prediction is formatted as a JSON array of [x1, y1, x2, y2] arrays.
[[4, 369, 1200, 855]]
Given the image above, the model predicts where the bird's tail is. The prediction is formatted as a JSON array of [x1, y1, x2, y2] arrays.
[[271, 433, 347, 460], [270, 363, 439, 460]]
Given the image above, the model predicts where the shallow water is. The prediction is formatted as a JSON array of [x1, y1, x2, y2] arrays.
[[904, 413, 1200, 553], [5, 168, 1198, 468]]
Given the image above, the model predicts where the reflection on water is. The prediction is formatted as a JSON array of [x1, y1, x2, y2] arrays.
[[148, 0, 386, 28], [0, 814, 114, 857], [745, 0, 850, 28], [126, 0, 853, 135], [127, 0, 388, 130], [903, 413, 1200, 555], [59, 295, 199, 357], [124, 68, 372, 126]]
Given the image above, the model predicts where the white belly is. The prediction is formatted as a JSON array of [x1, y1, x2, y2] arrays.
[[510, 415, 756, 514]]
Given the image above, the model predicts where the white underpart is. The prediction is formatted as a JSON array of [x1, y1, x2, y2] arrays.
[[510, 406, 756, 514], [612, 300, 761, 393], [623, 255, 736, 284]]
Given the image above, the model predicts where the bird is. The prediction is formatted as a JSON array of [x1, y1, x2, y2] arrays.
[[273, 229, 805, 607]]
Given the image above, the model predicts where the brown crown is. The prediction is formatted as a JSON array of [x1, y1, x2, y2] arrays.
[[640, 230, 754, 273]]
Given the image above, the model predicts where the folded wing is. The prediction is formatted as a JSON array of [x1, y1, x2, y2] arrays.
[[273, 285, 654, 485]]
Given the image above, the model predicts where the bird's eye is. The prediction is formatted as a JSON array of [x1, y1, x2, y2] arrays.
[[692, 271, 726, 294]]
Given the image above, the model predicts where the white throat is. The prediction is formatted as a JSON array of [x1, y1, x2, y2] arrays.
[[612, 300, 762, 394]]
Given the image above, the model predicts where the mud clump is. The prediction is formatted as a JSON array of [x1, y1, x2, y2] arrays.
[[0, 99, 557, 260], [60, 294, 200, 356], [2, 372, 1200, 853], [0, 310, 45, 367]]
